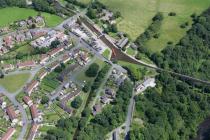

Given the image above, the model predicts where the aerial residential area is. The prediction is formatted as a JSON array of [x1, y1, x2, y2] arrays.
[[0, 0, 210, 140]]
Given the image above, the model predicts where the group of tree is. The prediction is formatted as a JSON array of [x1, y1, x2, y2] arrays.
[[129, 72, 210, 140], [85, 63, 100, 77], [90, 64, 111, 93], [45, 117, 79, 140], [32, 0, 56, 14], [0, 0, 27, 8], [71, 96, 82, 109], [65, 0, 87, 8]]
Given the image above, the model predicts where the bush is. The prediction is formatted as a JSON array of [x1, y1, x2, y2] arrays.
[[168, 12, 176, 16], [85, 63, 100, 77], [71, 96, 82, 109], [41, 95, 49, 104]]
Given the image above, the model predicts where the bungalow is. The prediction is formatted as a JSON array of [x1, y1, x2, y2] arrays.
[[105, 88, 115, 98], [27, 124, 39, 140], [2, 64, 14, 72], [48, 46, 64, 58], [30, 104, 40, 123], [1, 128, 16, 140], [17, 60, 36, 69], [24, 80, 39, 96], [23, 96, 33, 107], [6, 106, 18, 124], [37, 69, 48, 81]]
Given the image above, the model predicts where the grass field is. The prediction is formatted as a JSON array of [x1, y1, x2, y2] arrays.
[[102, 49, 111, 59], [126, 47, 136, 56], [0, 73, 31, 93], [100, 0, 210, 52], [0, 7, 64, 27]]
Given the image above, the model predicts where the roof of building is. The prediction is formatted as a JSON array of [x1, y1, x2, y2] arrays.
[[25, 80, 39, 94], [30, 104, 39, 119], [1, 128, 16, 140], [6, 106, 17, 121], [17, 60, 36, 68], [27, 124, 39, 140], [23, 96, 32, 104]]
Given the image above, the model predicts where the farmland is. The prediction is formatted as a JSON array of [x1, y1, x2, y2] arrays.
[[0, 7, 64, 27], [100, 0, 210, 52]]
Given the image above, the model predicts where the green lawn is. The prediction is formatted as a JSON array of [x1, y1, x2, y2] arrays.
[[78, 0, 91, 5], [100, 0, 210, 52], [102, 49, 111, 59], [0, 73, 31, 93], [0, 7, 64, 27], [126, 47, 136, 56]]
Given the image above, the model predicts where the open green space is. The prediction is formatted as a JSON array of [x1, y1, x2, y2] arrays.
[[78, 0, 91, 5], [126, 47, 136, 56], [0, 73, 31, 93], [102, 49, 111, 59], [0, 7, 64, 27], [100, 0, 210, 52]]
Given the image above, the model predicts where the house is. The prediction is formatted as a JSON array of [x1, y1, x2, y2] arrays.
[[15, 33, 26, 43], [23, 96, 33, 107], [30, 30, 47, 38], [3, 36, 13, 48], [24, 80, 39, 96], [1, 47, 9, 54], [27, 124, 39, 140], [39, 54, 49, 64], [48, 46, 64, 57], [17, 60, 36, 69], [48, 61, 60, 72], [62, 54, 70, 64], [2, 64, 14, 72], [37, 69, 48, 81], [100, 95, 109, 104], [1, 128, 16, 140], [6, 106, 18, 124], [135, 78, 156, 93], [35, 16, 44, 24], [116, 37, 129, 49], [130, 43, 138, 50], [25, 31, 33, 40], [92, 104, 102, 116], [105, 88, 115, 98], [30, 104, 40, 123]]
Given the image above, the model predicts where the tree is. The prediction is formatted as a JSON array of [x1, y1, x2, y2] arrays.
[[50, 40, 60, 48], [85, 63, 99, 77], [41, 95, 49, 104], [71, 96, 82, 109], [82, 107, 91, 117]]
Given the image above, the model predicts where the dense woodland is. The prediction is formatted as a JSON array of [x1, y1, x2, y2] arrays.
[[130, 73, 210, 140], [0, 0, 27, 8], [130, 7, 210, 140]]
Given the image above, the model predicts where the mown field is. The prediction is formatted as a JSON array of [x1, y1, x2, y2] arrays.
[[100, 0, 210, 52], [0, 73, 31, 93], [0, 7, 64, 27]]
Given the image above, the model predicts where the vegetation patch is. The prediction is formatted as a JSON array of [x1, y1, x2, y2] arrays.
[[0, 7, 63, 27], [0, 73, 31, 93]]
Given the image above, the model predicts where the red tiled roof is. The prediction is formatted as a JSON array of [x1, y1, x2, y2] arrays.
[[17, 60, 36, 68], [30, 105, 38, 119], [1, 127, 16, 140], [23, 96, 32, 105], [6, 106, 17, 121]]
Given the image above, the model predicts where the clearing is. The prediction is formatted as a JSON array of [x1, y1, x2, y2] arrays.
[[100, 0, 210, 52], [0, 73, 31, 93], [0, 7, 64, 27]]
